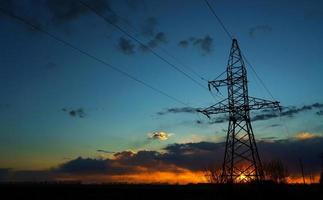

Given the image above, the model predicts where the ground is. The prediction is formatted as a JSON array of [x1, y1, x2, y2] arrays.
[[1, 183, 322, 200]]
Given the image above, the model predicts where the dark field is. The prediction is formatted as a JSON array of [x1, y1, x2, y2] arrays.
[[1, 183, 322, 200]]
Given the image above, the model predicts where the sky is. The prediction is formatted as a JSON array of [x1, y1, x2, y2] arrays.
[[0, 0, 323, 184]]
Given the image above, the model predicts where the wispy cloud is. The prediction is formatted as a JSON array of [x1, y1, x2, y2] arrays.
[[140, 17, 158, 37], [249, 25, 272, 38], [97, 149, 116, 154], [118, 37, 135, 55], [62, 107, 86, 118], [157, 107, 198, 115], [138, 32, 168, 53], [178, 35, 214, 54]]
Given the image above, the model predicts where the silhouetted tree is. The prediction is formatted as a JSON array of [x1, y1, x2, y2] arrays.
[[263, 159, 289, 183], [204, 163, 222, 183]]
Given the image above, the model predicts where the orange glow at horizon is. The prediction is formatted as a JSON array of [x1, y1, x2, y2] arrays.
[[56, 170, 321, 185], [286, 175, 321, 184], [56, 169, 208, 184]]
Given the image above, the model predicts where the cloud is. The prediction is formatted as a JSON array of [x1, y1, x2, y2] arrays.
[[157, 107, 198, 115], [249, 25, 272, 38], [178, 35, 214, 54], [178, 40, 189, 48], [1, 0, 118, 31], [97, 149, 115, 154], [138, 32, 168, 53], [3, 135, 323, 182], [148, 131, 172, 141], [165, 102, 323, 128], [56, 157, 111, 174], [118, 29, 167, 56], [252, 113, 278, 121], [193, 35, 213, 53], [46, 0, 112, 24], [195, 115, 229, 125], [267, 124, 282, 128], [118, 37, 135, 55], [252, 103, 323, 121], [148, 32, 167, 47], [294, 132, 321, 140], [62, 107, 86, 118], [140, 17, 158, 37]]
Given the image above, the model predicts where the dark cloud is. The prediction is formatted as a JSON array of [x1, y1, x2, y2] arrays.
[[193, 35, 213, 53], [252, 102, 323, 122], [62, 107, 86, 118], [47, 0, 112, 24], [140, 17, 158, 37], [316, 110, 323, 116], [97, 149, 115, 154], [252, 113, 278, 121], [178, 40, 189, 48], [118, 37, 135, 55], [195, 115, 229, 125], [178, 35, 214, 54], [210, 115, 228, 124], [147, 32, 167, 48], [259, 136, 323, 174], [138, 32, 168, 53], [164, 103, 323, 129], [157, 107, 198, 115], [205, 103, 323, 123], [267, 124, 282, 128], [138, 44, 150, 52], [259, 136, 278, 140], [166, 137, 323, 174], [1, 0, 117, 30], [2, 136, 323, 181], [249, 25, 272, 38], [56, 157, 110, 174]]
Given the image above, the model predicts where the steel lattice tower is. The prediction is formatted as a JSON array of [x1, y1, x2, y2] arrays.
[[198, 39, 280, 183]]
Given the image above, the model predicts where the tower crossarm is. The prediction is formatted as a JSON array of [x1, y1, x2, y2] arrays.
[[197, 98, 229, 118], [248, 96, 281, 111], [208, 79, 229, 92]]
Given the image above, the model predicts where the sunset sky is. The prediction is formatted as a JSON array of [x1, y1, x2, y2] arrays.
[[0, 0, 323, 184]]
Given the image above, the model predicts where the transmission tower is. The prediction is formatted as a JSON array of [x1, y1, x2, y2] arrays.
[[198, 39, 280, 183]]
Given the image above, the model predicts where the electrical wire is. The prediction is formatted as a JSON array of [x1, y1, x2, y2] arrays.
[[0, 7, 191, 107], [78, 0, 210, 93]]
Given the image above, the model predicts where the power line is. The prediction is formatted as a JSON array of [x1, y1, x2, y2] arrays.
[[107, 7, 209, 85], [0, 7, 191, 107], [203, 0, 277, 102], [102, 6, 208, 83], [78, 0, 209, 92], [203, 0, 233, 40], [242, 54, 277, 101]]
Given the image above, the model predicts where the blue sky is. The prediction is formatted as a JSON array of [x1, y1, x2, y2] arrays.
[[0, 0, 323, 176]]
